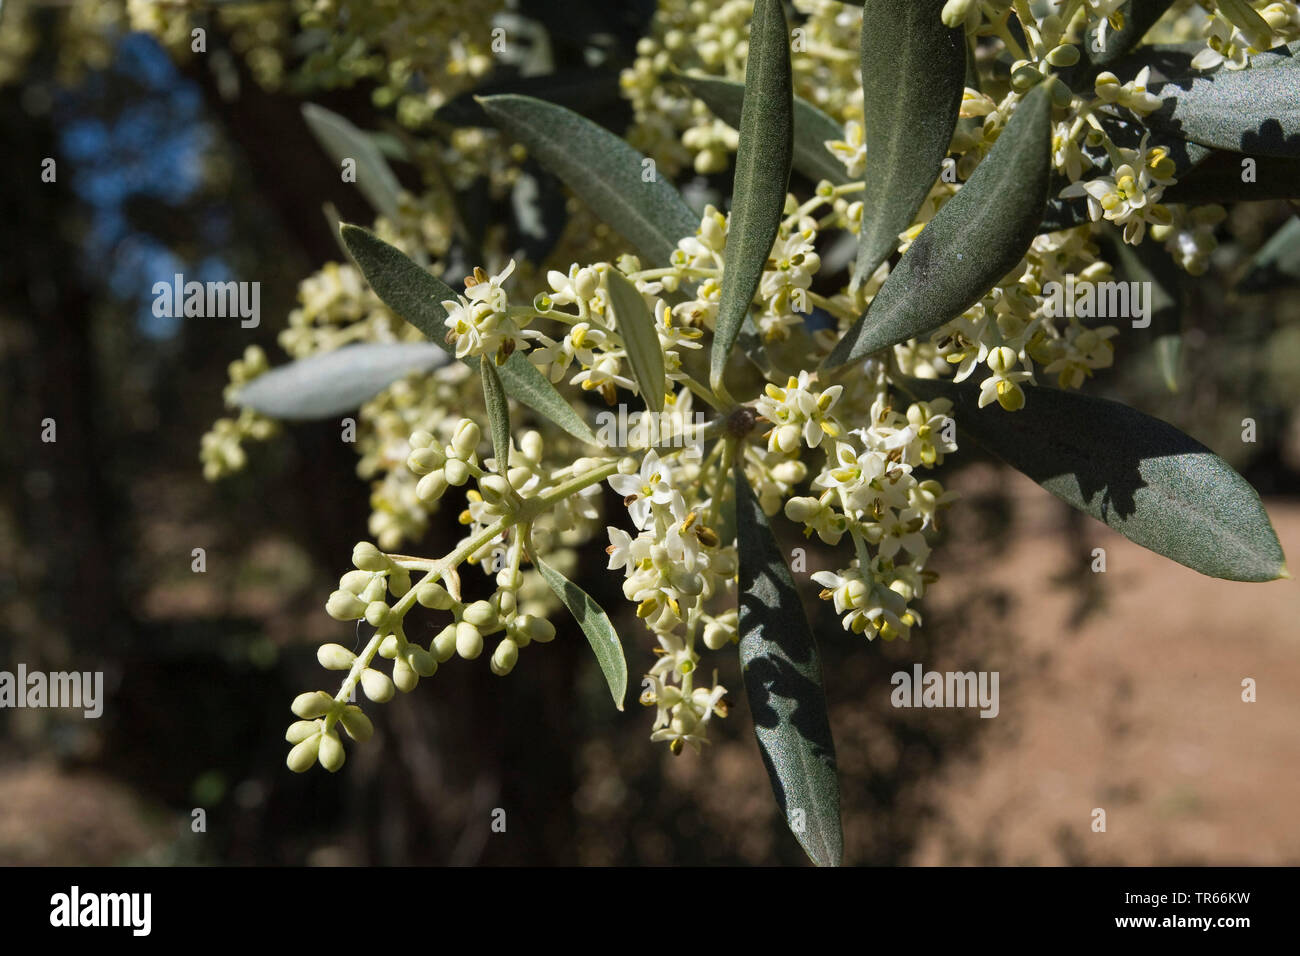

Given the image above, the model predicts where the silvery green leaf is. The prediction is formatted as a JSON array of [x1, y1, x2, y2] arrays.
[[1145, 48, 1300, 157], [534, 555, 627, 711], [480, 356, 511, 473], [1237, 216, 1300, 293], [735, 463, 842, 867], [234, 343, 448, 420], [710, 0, 793, 396], [302, 104, 403, 221], [826, 83, 1052, 368], [907, 376, 1288, 582], [853, 0, 966, 290], [339, 223, 599, 445], [675, 72, 850, 186], [605, 268, 666, 413], [478, 94, 700, 267]]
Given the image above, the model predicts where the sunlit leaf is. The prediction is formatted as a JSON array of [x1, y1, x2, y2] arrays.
[[534, 554, 627, 711]]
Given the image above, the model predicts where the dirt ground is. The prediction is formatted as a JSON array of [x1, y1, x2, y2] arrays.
[[909, 468, 1300, 865]]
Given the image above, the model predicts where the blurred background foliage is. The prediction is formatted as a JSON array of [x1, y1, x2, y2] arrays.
[[1, 0, 1297, 865]]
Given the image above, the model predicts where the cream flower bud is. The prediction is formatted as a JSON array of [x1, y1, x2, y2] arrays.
[[407, 447, 445, 475], [452, 420, 480, 459], [493, 589, 516, 617], [338, 706, 373, 742], [574, 267, 599, 299], [520, 431, 543, 461], [773, 423, 801, 454], [480, 474, 510, 503], [416, 581, 453, 609], [285, 719, 320, 744], [785, 496, 821, 524], [462, 600, 496, 628], [490, 638, 519, 676], [388, 567, 411, 598], [318, 730, 345, 772], [365, 601, 391, 628], [392, 656, 418, 693], [378, 634, 401, 659], [326, 589, 367, 621], [317, 643, 356, 670], [519, 614, 555, 644], [444, 459, 470, 486], [496, 567, 523, 589], [409, 429, 435, 449], [507, 466, 533, 488], [360, 576, 388, 604], [417, 471, 449, 501], [407, 647, 438, 677], [338, 570, 372, 594], [292, 690, 335, 719], [352, 541, 390, 572], [456, 621, 484, 659], [431, 624, 458, 663], [286, 734, 321, 773], [360, 667, 395, 703]]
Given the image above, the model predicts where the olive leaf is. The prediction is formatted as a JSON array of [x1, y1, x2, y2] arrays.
[[710, 0, 793, 397], [302, 104, 404, 221], [339, 223, 599, 445], [735, 462, 842, 867], [675, 72, 850, 186], [234, 343, 448, 420], [1144, 50, 1300, 158], [534, 554, 627, 711], [605, 268, 666, 413], [826, 82, 1052, 368], [906, 376, 1288, 582], [480, 356, 511, 473], [853, 0, 966, 290], [478, 94, 700, 267]]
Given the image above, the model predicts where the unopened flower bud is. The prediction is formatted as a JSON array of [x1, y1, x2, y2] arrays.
[[286, 733, 321, 773], [416, 581, 453, 609], [338, 570, 372, 594], [317, 643, 356, 670], [360, 667, 395, 703], [286, 719, 320, 744], [407, 647, 437, 677], [490, 638, 519, 676], [444, 459, 470, 486], [365, 601, 391, 628], [463, 600, 496, 629], [456, 621, 484, 660], [432, 624, 458, 663], [318, 730, 345, 772], [378, 634, 401, 659], [452, 420, 480, 459], [480, 474, 510, 504], [392, 656, 418, 693], [417, 471, 449, 501], [338, 706, 373, 742], [292, 690, 334, 719], [407, 447, 445, 475], [352, 541, 390, 572], [326, 589, 367, 621]]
